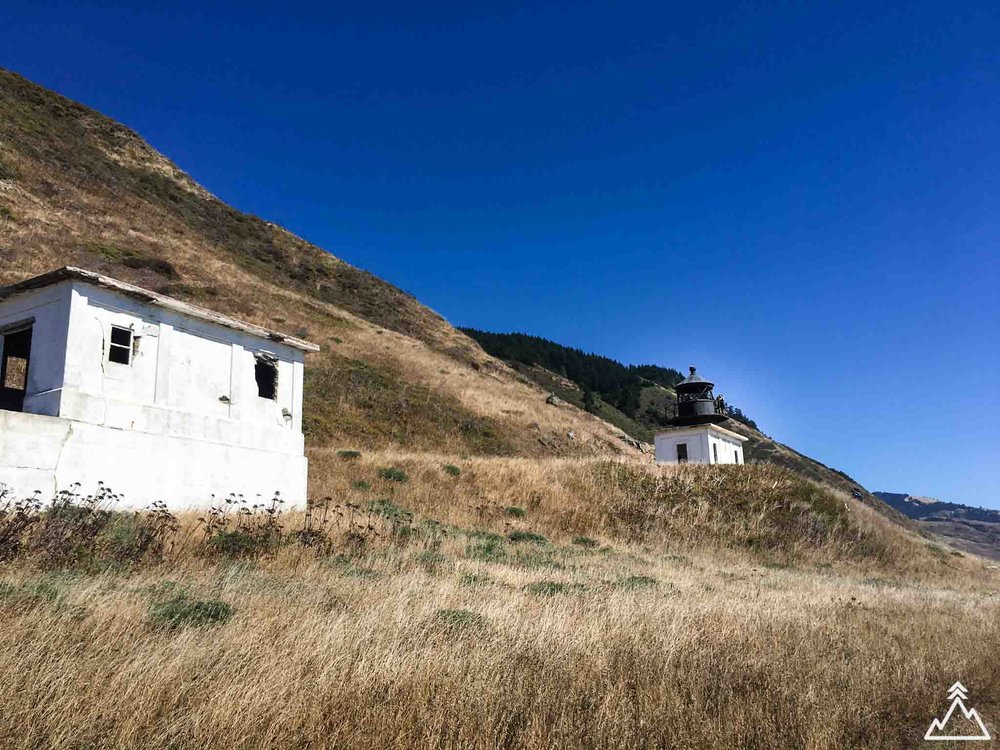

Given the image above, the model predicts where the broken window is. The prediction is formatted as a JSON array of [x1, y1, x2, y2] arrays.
[[109, 326, 133, 365], [3, 354, 27, 390], [255, 355, 278, 400], [0, 324, 32, 412], [676, 443, 688, 463], [713, 444, 719, 464]]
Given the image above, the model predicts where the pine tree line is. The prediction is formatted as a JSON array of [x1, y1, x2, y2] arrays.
[[461, 329, 759, 431]]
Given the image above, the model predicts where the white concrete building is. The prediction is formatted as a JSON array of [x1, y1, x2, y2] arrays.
[[654, 423, 747, 465], [654, 366, 748, 465], [0, 267, 319, 508]]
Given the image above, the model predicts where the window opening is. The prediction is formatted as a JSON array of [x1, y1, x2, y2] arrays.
[[0, 325, 32, 412], [109, 326, 133, 365], [255, 355, 278, 400]]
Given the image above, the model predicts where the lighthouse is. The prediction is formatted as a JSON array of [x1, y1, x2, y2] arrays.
[[654, 366, 748, 465]]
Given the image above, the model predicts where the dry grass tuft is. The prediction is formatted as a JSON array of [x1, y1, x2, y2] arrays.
[[0, 458, 997, 749]]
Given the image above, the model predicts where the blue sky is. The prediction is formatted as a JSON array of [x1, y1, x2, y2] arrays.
[[4, 1, 999, 506]]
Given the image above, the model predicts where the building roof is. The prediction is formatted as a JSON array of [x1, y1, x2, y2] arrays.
[[676, 365, 714, 390], [654, 422, 748, 442], [0, 267, 320, 353]]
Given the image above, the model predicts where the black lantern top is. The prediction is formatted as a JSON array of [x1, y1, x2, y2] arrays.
[[675, 366, 714, 393], [669, 366, 728, 426]]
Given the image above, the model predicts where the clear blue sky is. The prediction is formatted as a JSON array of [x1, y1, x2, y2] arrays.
[[4, 1, 999, 506]]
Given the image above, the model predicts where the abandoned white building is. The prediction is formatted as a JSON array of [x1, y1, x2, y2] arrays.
[[654, 367, 747, 465], [0, 267, 318, 508]]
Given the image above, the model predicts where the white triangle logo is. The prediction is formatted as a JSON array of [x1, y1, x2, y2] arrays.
[[925, 682, 992, 741]]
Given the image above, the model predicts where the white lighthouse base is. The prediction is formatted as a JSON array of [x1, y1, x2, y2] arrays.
[[654, 423, 748, 465]]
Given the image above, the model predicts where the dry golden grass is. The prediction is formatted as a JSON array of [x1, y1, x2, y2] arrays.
[[2, 68, 997, 749], [0, 458, 997, 749]]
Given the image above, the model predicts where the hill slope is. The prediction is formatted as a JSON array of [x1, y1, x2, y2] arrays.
[[0, 67, 918, 522], [463, 329, 901, 515], [875, 491, 1000, 560], [2, 67, 998, 750], [0, 67, 647, 462]]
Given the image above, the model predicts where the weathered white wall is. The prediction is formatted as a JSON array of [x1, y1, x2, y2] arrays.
[[655, 429, 708, 464], [0, 282, 73, 416], [0, 280, 312, 508], [0, 410, 308, 509], [59, 283, 306, 453], [707, 432, 744, 465], [654, 426, 745, 465]]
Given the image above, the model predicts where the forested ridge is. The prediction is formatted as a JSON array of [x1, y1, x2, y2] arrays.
[[462, 329, 759, 431]]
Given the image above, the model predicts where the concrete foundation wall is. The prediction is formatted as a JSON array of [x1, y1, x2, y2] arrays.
[[0, 411, 308, 510]]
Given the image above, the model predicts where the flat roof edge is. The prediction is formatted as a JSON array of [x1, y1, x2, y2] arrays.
[[0, 267, 320, 353], [654, 423, 749, 442]]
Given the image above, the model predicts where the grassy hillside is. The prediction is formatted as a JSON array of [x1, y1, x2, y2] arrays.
[[0, 66, 902, 510], [1, 67, 998, 749], [0, 67, 646, 462], [1, 456, 997, 749], [463, 331, 903, 516]]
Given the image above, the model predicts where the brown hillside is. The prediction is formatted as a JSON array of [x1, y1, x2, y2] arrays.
[[0, 67, 645, 462]]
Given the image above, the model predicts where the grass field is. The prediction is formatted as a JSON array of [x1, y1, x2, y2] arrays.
[[0, 456, 997, 749]]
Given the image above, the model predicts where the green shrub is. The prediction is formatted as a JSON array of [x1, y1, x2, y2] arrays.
[[343, 565, 379, 580], [466, 533, 506, 563], [459, 573, 491, 586], [367, 498, 413, 524], [443, 464, 462, 476], [416, 551, 447, 569], [103, 510, 176, 565], [617, 575, 658, 589], [468, 530, 504, 542], [524, 581, 584, 596], [504, 506, 526, 518], [327, 554, 380, 579], [351, 480, 371, 491], [0, 580, 62, 610], [508, 530, 547, 544], [206, 531, 261, 558], [435, 608, 489, 631], [0, 157, 17, 181], [512, 547, 565, 570], [149, 595, 233, 630], [378, 467, 409, 483], [337, 450, 362, 460], [572, 536, 599, 548]]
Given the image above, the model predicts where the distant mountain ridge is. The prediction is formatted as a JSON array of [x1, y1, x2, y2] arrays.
[[875, 492, 1000, 560], [874, 492, 1000, 523]]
